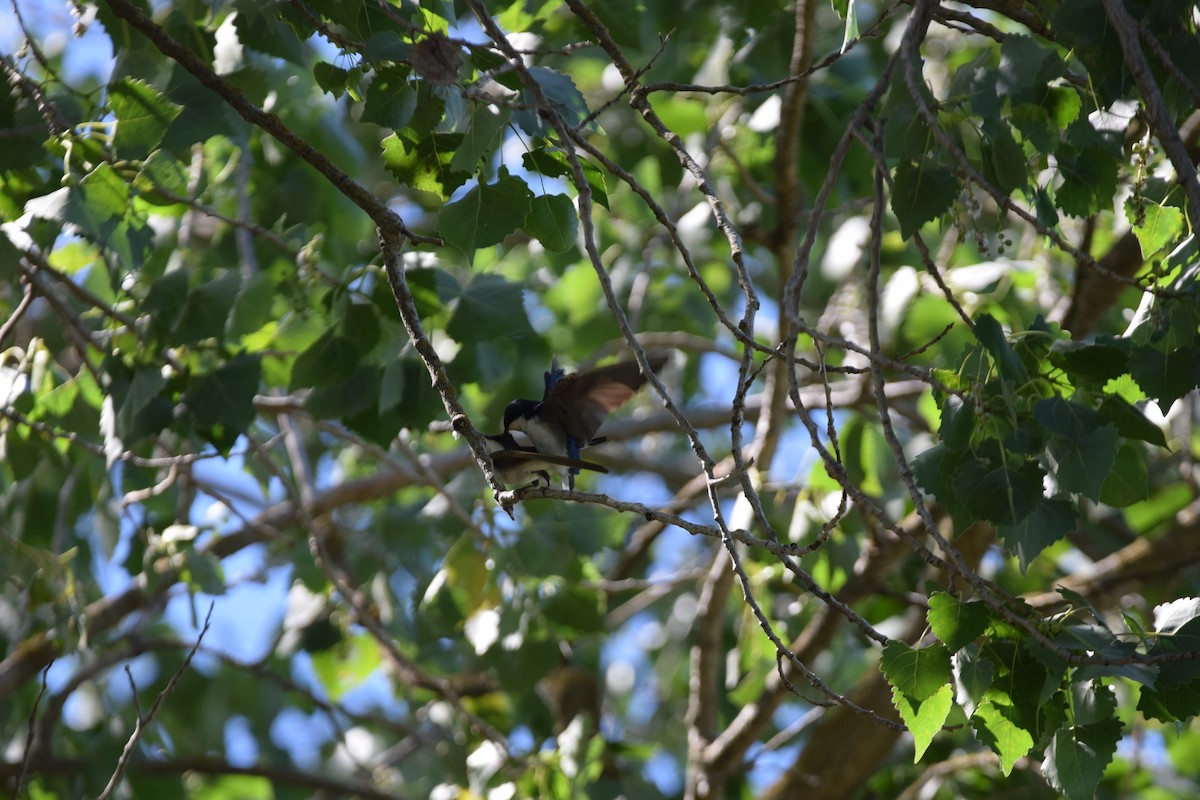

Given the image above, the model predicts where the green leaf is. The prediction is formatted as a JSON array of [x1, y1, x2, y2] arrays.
[[0, 80, 45, 169], [442, 535, 492, 614], [404, 83, 448, 138], [1043, 86, 1083, 128], [1033, 398, 1119, 500], [542, 584, 605, 635], [980, 118, 1027, 194], [1056, 144, 1118, 217], [891, 159, 959, 239], [1126, 201, 1185, 257], [1097, 395, 1166, 448], [997, 498, 1077, 571], [340, 301, 382, 353], [1071, 681, 1117, 726], [515, 66, 589, 133], [485, 636, 560, 697], [371, 358, 443, 435], [405, 266, 459, 321], [235, 5, 307, 63], [381, 131, 469, 199], [974, 314, 1026, 381], [928, 592, 990, 652], [1073, 646, 1159, 686], [1043, 718, 1122, 800], [67, 162, 128, 231], [1138, 678, 1200, 723], [1049, 423, 1120, 499], [1034, 185, 1059, 228], [228, 270, 278, 338], [521, 145, 609, 208], [160, 68, 238, 151], [880, 641, 953, 701], [524, 193, 577, 252], [883, 96, 931, 161], [838, 0, 860, 52], [362, 31, 411, 63], [135, 150, 190, 202], [110, 78, 183, 160], [362, 66, 418, 130], [305, 365, 379, 419], [1, 423, 40, 481], [1048, 338, 1129, 386], [313, 62, 352, 98], [142, 269, 191, 334], [996, 34, 1063, 103], [939, 395, 976, 450], [954, 457, 1043, 526], [1099, 442, 1148, 507], [184, 354, 262, 452], [1129, 344, 1200, 408], [892, 682, 953, 762], [449, 104, 511, 174], [1010, 103, 1057, 155], [446, 273, 535, 345], [109, 363, 172, 444], [439, 173, 533, 260], [1139, 610, 1200, 688], [913, 441, 956, 500], [953, 644, 995, 717], [310, 634, 383, 701], [290, 331, 362, 390], [176, 271, 242, 344], [972, 700, 1035, 775], [379, 358, 407, 412]]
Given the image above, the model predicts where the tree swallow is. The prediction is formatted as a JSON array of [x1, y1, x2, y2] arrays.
[[502, 354, 666, 488], [484, 432, 609, 489]]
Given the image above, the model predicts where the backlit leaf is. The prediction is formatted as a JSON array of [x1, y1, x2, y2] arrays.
[[892, 682, 953, 762], [881, 640, 953, 701], [110, 78, 183, 160], [928, 592, 990, 652], [972, 701, 1035, 775]]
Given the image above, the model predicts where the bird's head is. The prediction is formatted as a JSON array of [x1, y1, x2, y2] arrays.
[[502, 398, 540, 432], [484, 431, 521, 452]]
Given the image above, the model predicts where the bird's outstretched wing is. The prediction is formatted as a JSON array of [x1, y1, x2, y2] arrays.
[[541, 354, 667, 444]]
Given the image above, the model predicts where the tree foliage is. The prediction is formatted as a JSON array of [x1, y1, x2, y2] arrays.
[[2, 0, 1200, 798]]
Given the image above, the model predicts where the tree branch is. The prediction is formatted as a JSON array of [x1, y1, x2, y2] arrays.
[[98, 0, 509, 504], [1100, 0, 1200, 234]]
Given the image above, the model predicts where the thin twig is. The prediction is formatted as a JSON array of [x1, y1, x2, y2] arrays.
[[1102, 0, 1200, 234], [0, 278, 34, 347], [12, 663, 51, 800], [97, 604, 214, 800]]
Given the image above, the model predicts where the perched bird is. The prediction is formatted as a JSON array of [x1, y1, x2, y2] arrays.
[[484, 432, 609, 489], [502, 354, 666, 488]]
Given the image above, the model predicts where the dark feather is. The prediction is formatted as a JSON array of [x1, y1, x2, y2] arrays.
[[485, 431, 608, 488], [539, 354, 667, 445]]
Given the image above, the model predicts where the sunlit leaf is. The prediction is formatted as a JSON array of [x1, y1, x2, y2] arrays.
[[972, 701, 1035, 775], [928, 592, 990, 652]]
